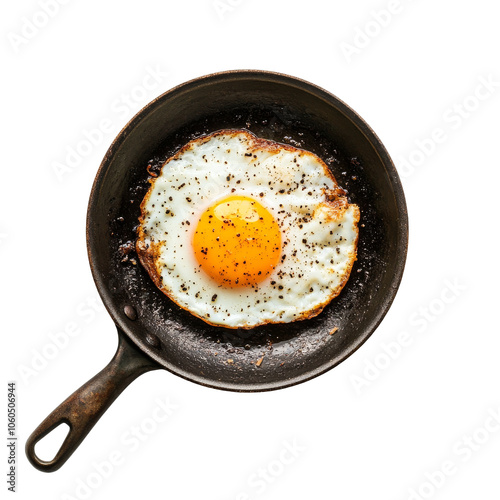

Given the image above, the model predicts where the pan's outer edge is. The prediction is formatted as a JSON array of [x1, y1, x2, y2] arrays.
[[86, 69, 409, 393]]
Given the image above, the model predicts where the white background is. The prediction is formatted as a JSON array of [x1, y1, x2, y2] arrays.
[[2, 1, 500, 499]]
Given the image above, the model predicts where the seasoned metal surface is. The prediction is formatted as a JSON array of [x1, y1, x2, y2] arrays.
[[87, 70, 408, 391]]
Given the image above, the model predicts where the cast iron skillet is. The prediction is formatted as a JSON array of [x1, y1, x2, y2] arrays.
[[26, 70, 408, 472]]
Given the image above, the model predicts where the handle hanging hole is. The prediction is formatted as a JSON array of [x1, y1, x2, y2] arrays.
[[34, 422, 70, 462]]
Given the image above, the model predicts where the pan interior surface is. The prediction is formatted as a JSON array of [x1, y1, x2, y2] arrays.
[[87, 71, 407, 391]]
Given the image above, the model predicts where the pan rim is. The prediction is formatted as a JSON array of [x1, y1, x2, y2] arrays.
[[86, 69, 409, 392]]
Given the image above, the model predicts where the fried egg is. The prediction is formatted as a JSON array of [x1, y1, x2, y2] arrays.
[[136, 130, 359, 329]]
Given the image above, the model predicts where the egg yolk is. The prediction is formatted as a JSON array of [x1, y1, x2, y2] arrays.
[[193, 195, 281, 288]]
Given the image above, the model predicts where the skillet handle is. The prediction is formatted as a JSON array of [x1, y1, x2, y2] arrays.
[[25, 329, 159, 472]]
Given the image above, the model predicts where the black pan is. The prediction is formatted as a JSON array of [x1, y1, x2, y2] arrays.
[[26, 70, 408, 472]]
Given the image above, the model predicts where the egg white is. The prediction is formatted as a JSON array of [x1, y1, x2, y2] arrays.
[[137, 130, 360, 328]]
